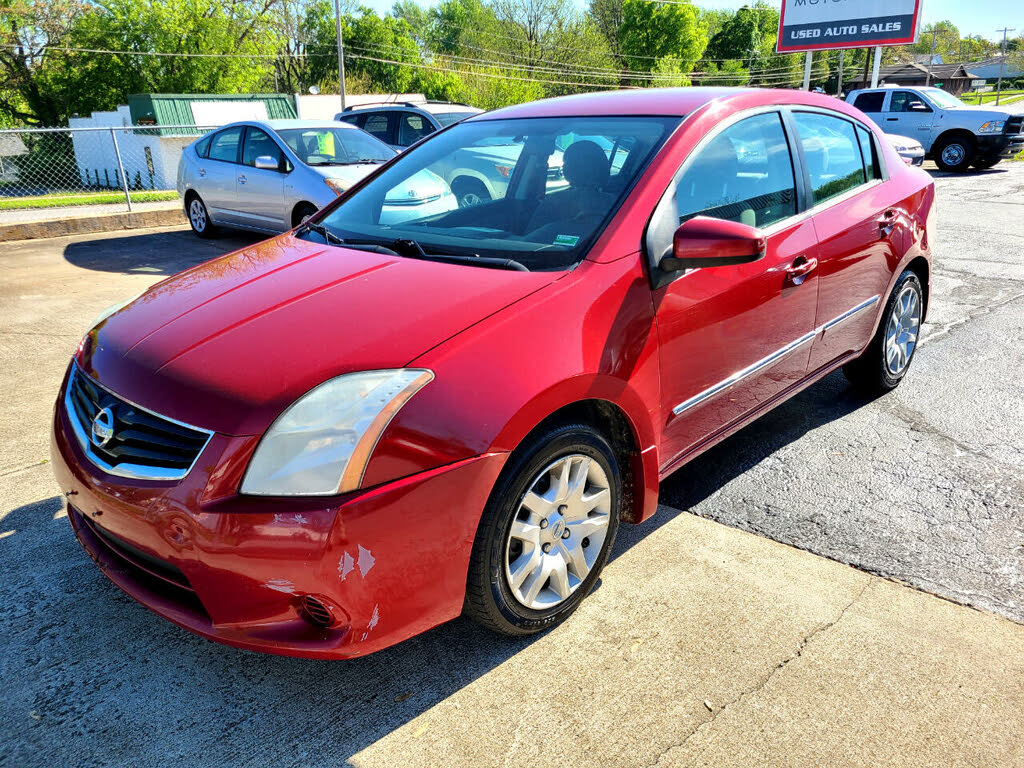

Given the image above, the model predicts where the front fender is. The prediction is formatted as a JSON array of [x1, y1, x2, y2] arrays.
[[362, 255, 663, 522]]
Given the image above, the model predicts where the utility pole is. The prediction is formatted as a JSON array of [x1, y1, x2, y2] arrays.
[[803, 51, 813, 91], [924, 28, 938, 86], [335, 0, 346, 111], [836, 48, 845, 96], [995, 27, 1016, 106]]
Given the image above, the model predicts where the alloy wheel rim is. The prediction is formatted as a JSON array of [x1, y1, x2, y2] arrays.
[[942, 143, 965, 167], [504, 454, 612, 610], [189, 200, 206, 231], [885, 284, 921, 376]]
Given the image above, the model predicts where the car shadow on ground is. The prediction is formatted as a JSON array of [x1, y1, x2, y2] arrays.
[[2, 369, 876, 765], [62, 228, 262, 275]]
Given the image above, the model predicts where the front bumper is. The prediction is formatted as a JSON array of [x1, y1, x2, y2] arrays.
[[976, 133, 1024, 158], [51, 377, 506, 659]]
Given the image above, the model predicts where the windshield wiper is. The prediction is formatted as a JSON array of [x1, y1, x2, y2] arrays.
[[297, 220, 345, 245], [393, 238, 529, 272]]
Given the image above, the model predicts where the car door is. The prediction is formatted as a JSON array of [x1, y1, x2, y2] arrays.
[[234, 126, 288, 232], [199, 126, 243, 223], [790, 111, 904, 373], [882, 91, 937, 148], [653, 110, 820, 470]]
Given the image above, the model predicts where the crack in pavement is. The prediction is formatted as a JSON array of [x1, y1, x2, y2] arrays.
[[647, 579, 872, 768]]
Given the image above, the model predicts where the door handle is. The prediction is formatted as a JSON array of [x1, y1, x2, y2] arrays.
[[886, 117, 898, 121], [238, 175, 247, 184], [785, 256, 817, 285]]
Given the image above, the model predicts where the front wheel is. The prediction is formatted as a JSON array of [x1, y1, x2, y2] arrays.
[[933, 135, 975, 172], [843, 270, 923, 395], [464, 424, 621, 635]]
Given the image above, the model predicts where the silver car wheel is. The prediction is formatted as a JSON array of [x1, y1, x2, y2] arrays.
[[189, 199, 207, 232], [885, 284, 921, 376], [504, 454, 611, 610], [941, 143, 966, 168]]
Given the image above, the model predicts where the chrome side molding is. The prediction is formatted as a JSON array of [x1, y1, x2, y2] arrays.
[[671, 294, 881, 418]]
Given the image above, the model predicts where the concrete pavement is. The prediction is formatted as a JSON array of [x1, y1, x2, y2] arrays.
[[1, 184, 1022, 766]]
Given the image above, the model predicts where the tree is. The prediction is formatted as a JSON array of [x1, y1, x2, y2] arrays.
[[619, 0, 707, 78], [588, 0, 624, 57]]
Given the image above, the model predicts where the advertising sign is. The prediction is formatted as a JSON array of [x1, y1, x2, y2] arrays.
[[777, 0, 922, 53]]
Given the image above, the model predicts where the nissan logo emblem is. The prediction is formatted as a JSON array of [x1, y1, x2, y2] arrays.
[[91, 407, 115, 449]]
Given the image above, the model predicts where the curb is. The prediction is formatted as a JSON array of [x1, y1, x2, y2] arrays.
[[0, 207, 186, 243]]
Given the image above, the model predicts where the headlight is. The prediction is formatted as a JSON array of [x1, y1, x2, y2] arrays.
[[240, 369, 434, 496], [979, 121, 1005, 134], [324, 178, 348, 195]]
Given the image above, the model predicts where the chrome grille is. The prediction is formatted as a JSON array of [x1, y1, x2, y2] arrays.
[[1006, 116, 1024, 135], [64, 363, 213, 481]]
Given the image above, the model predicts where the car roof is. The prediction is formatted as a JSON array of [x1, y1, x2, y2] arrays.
[[473, 87, 861, 121], [338, 102, 482, 116]]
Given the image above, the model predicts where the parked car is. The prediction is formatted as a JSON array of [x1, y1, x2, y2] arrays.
[[177, 119, 456, 237], [884, 133, 926, 166], [335, 101, 567, 207], [847, 86, 1024, 171], [54, 88, 934, 659], [335, 101, 483, 150]]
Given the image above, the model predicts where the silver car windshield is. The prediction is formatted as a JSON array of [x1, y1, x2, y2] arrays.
[[277, 127, 395, 166], [316, 116, 679, 271]]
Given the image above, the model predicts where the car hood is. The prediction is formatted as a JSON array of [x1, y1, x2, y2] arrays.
[[940, 105, 1011, 120], [78, 234, 560, 435], [312, 164, 448, 200]]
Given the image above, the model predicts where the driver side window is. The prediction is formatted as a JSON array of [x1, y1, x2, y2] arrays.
[[675, 112, 797, 230]]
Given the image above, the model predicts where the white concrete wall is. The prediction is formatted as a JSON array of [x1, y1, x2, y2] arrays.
[[294, 93, 426, 120]]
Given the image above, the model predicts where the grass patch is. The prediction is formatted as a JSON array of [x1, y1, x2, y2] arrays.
[[0, 190, 178, 211], [960, 90, 1024, 106]]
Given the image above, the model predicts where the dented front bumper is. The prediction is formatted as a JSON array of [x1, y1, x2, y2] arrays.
[[51, 379, 507, 659]]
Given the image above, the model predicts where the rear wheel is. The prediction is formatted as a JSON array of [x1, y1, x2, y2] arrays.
[[292, 203, 318, 228], [933, 135, 975, 172], [186, 195, 218, 238], [843, 270, 923, 395], [464, 423, 621, 635]]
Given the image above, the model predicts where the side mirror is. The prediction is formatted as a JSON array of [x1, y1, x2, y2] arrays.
[[254, 155, 280, 171], [659, 216, 766, 272], [910, 102, 930, 113]]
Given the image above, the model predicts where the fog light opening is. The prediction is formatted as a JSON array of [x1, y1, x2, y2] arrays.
[[299, 595, 336, 628]]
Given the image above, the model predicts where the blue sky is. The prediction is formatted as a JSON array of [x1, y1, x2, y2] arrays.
[[365, 0, 1021, 42]]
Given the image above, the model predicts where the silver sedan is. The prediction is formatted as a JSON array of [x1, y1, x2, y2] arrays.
[[177, 119, 457, 238]]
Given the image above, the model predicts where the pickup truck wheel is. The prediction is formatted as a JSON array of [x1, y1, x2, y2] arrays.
[[934, 136, 975, 172], [972, 156, 1001, 170]]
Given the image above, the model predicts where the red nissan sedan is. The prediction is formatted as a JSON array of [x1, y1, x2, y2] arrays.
[[52, 88, 933, 658]]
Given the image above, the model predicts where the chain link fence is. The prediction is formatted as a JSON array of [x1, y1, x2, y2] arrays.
[[0, 125, 217, 218]]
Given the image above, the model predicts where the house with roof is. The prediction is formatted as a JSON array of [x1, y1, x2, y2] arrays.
[[964, 55, 1024, 83], [845, 62, 981, 95], [69, 93, 297, 191]]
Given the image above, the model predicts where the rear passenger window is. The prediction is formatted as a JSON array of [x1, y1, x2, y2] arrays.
[[793, 112, 866, 205], [363, 115, 390, 143], [856, 126, 880, 181], [675, 112, 797, 230], [208, 127, 242, 163], [853, 92, 885, 113], [398, 113, 433, 146]]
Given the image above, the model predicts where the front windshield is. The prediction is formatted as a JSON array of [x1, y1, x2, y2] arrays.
[[922, 88, 965, 109], [314, 116, 679, 271], [277, 127, 396, 166], [434, 111, 480, 127]]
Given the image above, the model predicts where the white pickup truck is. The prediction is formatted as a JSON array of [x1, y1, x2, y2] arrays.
[[846, 86, 1024, 172]]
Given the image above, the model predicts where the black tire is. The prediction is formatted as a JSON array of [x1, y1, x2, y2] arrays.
[[972, 156, 1001, 170], [292, 203, 318, 228], [843, 270, 923, 395], [464, 423, 621, 636], [933, 135, 975, 172], [186, 194, 218, 238], [451, 177, 491, 209]]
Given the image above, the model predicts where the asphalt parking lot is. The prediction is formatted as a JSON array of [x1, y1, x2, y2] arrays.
[[1, 163, 1022, 766]]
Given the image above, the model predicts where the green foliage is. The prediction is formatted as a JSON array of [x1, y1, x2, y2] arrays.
[[703, 59, 748, 87], [619, 0, 707, 79]]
